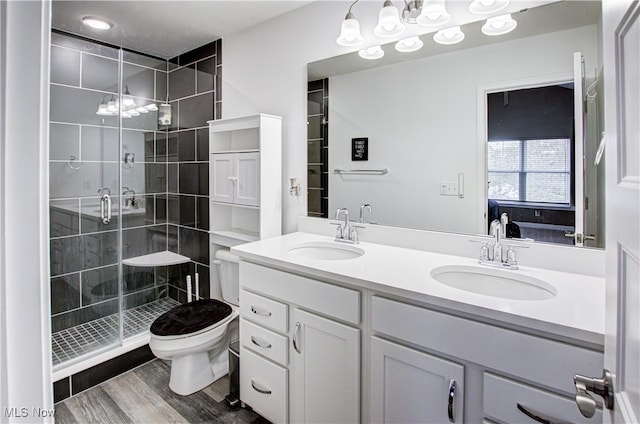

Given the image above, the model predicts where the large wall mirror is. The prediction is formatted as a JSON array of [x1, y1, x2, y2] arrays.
[[307, 0, 604, 248]]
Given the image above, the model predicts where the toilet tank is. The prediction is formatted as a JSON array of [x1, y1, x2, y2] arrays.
[[214, 248, 240, 306]]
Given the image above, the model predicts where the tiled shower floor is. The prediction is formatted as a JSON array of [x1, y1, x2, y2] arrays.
[[51, 297, 180, 366]]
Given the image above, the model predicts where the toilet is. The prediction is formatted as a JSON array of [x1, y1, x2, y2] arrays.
[[149, 248, 240, 395]]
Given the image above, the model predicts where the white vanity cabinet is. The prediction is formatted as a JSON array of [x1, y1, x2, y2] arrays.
[[238, 262, 361, 424], [370, 336, 464, 424], [371, 295, 604, 424]]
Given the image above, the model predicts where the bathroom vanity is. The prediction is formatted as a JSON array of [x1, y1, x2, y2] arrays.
[[232, 228, 605, 423]]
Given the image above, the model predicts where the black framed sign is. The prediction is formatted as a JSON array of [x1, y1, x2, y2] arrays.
[[352, 137, 368, 161]]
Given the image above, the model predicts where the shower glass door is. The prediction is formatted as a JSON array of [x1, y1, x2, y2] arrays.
[[49, 32, 174, 369]]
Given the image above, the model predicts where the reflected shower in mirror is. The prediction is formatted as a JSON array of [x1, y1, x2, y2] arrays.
[[307, 0, 604, 248]]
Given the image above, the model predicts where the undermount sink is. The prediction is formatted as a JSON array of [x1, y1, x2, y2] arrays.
[[430, 265, 557, 300], [287, 241, 365, 260]]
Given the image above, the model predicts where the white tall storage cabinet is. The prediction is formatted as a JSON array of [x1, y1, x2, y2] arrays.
[[208, 114, 282, 248]]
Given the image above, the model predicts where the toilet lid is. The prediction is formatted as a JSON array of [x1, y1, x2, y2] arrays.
[[150, 299, 232, 337]]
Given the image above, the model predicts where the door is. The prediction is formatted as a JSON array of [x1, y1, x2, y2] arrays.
[[602, 0, 639, 422], [573, 51, 587, 247], [211, 153, 235, 203], [370, 337, 464, 424], [290, 309, 360, 424], [234, 152, 260, 206]]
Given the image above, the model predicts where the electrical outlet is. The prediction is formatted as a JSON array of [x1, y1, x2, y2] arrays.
[[440, 182, 458, 196]]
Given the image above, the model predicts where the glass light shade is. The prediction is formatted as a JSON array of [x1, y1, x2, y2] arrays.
[[129, 109, 140, 117], [469, 0, 509, 15], [434, 26, 465, 44], [107, 99, 118, 113], [358, 45, 385, 60], [482, 14, 517, 35], [145, 103, 158, 112], [374, 2, 405, 37], [122, 95, 136, 108], [395, 36, 424, 52], [121, 111, 132, 118], [417, 0, 451, 26], [136, 106, 149, 113], [96, 103, 110, 116], [337, 17, 364, 46], [82, 16, 113, 30]]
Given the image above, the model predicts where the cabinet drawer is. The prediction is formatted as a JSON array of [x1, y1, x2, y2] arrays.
[[371, 296, 603, 395], [240, 347, 288, 424], [240, 318, 288, 366], [240, 289, 288, 333], [483, 373, 601, 423], [241, 261, 360, 325]]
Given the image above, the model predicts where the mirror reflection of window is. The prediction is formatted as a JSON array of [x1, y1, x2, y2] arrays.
[[487, 85, 575, 245]]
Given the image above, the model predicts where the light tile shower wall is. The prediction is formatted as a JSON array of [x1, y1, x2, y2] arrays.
[[165, 40, 222, 302], [49, 32, 170, 333]]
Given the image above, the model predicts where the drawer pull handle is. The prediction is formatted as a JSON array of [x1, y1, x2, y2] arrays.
[[251, 305, 272, 317], [250, 336, 272, 349], [251, 380, 272, 395], [517, 403, 572, 424], [293, 321, 301, 354], [448, 379, 456, 423]]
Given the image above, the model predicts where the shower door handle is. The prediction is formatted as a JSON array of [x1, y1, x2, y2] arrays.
[[100, 194, 112, 224]]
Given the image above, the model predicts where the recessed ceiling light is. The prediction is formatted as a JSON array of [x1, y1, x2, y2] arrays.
[[82, 16, 113, 30]]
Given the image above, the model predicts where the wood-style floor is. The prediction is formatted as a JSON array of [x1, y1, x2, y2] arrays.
[[55, 360, 269, 424]]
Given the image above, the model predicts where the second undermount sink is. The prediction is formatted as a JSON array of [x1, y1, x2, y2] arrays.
[[287, 241, 365, 260], [430, 265, 557, 301]]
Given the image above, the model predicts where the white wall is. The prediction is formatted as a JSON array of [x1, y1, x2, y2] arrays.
[[329, 25, 599, 234], [0, 1, 53, 422]]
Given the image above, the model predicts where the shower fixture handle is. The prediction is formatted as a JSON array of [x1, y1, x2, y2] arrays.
[[98, 188, 112, 225]]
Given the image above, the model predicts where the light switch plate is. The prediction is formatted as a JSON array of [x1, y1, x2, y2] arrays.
[[440, 182, 459, 196]]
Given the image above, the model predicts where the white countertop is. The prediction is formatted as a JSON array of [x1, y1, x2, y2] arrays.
[[232, 232, 605, 348]]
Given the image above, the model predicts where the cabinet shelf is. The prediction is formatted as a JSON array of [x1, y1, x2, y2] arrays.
[[211, 201, 259, 210], [122, 251, 190, 267], [210, 229, 259, 247]]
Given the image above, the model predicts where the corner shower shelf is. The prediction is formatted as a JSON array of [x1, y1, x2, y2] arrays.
[[122, 251, 190, 267]]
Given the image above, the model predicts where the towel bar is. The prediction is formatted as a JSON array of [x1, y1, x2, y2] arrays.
[[333, 168, 388, 175]]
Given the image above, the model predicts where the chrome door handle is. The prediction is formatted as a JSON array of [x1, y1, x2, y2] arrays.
[[250, 335, 272, 349], [100, 194, 111, 224], [448, 379, 456, 423], [574, 369, 614, 418], [250, 305, 272, 317], [293, 321, 301, 354], [517, 403, 572, 424], [250, 379, 272, 395]]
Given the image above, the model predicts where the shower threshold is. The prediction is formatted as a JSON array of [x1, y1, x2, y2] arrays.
[[51, 297, 180, 367]]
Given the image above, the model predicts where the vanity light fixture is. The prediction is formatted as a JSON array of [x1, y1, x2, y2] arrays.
[[122, 86, 136, 108], [395, 36, 424, 52], [82, 16, 113, 30], [359, 45, 385, 60], [96, 100, 111, 116], [416, 0, 451, 26], [469, 0, 509, 15], [374, 0, 405, 37], [482, 14, 517, 36], [336, 0, 364, 46], [434, 26, 465, 44]]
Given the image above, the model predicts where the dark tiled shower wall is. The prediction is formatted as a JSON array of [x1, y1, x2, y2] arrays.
[[49, 32, 172, 333], [165, 40, 222, 302], [307, 79, 329, 218]]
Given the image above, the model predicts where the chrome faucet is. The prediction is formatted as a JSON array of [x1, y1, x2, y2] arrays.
[[359, 204, 372, 223], [478, 218, 519, 269], [122, 187, 137, 208], [332, 208, 361, 243]]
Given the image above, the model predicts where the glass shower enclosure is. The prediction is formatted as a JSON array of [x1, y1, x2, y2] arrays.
[[49, 32, 179, 369]]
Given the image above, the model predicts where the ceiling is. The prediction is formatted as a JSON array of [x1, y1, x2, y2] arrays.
[[52, 1, 313, 59]]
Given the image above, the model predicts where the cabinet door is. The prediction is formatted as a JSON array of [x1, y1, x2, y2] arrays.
[[211, 153, 235, 203], [234, 152, 260, 206], [371, 336, 464, 424], [291, 309, 360, 424]]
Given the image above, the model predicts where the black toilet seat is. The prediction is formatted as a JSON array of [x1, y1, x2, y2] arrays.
[[150, 299, 233, 337]]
